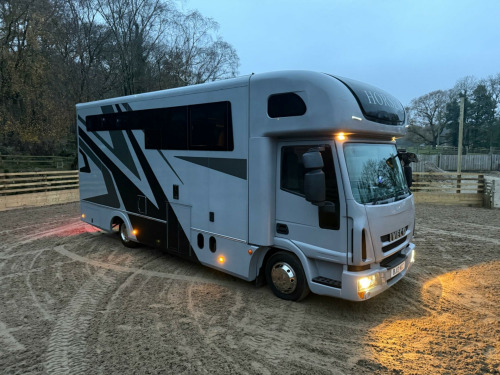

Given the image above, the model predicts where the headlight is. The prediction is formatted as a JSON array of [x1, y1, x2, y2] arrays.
[[358, 275, 377, 291], [357, 274, 379, 299]]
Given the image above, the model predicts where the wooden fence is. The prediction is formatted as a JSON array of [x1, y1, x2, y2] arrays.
[[412, 172, 485, 207], [0, 170, 79, 211], [0, 170, 492, 211], [0, 154, 75, 172], [413, 154, 500, 172]]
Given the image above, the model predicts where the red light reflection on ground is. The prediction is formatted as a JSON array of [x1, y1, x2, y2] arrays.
[[39, 221, 101, 239]]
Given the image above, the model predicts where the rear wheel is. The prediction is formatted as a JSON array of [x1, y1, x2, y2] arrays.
[[119, 222, 138, 248], [265, 251, 310, 301]]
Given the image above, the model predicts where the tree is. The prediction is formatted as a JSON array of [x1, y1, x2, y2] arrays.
[[469, 84, 497, 148], [95, 0, 172, 96], [152, 11, 239, 89], [0, 0, 240, 155], [406, 90, 449, 147]]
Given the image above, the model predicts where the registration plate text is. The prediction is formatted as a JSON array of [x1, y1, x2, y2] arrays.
[[390, 261, 405, 278]]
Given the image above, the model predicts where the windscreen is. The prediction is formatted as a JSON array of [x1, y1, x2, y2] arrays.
[[333, 76, 405, 125], [344, 143, 410, 205]]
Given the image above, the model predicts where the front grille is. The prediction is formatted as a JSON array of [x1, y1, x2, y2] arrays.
[[381, 225, 408, 242], [382, 236, 407, 253], [380, 250, 404, 269]]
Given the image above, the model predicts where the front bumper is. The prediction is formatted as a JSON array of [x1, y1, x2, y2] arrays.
[[309, 243, 415, 301]]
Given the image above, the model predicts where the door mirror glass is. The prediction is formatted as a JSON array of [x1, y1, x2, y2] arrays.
[[304, 169, 326, 204]]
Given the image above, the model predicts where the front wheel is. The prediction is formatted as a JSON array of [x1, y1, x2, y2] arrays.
[[119, 222, 138, 248], [265, 251, 310, 301]]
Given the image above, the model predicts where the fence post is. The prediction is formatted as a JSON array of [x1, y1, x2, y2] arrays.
[[456, 174, 461, 194], [478, 174, 484, 194]]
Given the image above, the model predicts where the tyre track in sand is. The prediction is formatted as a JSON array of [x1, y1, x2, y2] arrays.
[[44, 269, 118, 374]]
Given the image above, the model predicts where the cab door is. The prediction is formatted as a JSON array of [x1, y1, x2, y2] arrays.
[[275, 141, 347, 264]]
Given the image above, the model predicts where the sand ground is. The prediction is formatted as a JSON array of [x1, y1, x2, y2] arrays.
[[0, 202, 499, 374]]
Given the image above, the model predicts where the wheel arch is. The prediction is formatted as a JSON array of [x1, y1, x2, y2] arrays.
[[253, 240, 312, 288]]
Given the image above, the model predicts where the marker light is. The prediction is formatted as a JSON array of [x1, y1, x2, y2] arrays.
[[81, 214, 85, 218], [336, 132, 346, 141], [411, 249, 416, 263], [218, 256, 225, 264], [132, 229, 138, 236], [248, 249, 253, 255]]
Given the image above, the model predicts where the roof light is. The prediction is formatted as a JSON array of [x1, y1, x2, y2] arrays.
[[336, 132, 347, 141]]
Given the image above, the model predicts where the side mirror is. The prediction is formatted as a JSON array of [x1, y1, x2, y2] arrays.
[[403, 165, 413, 188], [303, 149, 326, 205], [304, 169, 326, 204], [303, 149, 324, 169]]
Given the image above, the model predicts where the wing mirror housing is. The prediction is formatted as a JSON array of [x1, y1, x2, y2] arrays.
[[303, 148, 326, 205]]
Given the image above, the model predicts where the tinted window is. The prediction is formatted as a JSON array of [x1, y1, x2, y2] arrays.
[[333, 76, 405, 125], [190, 102, 233, 151], [268, 93, 306, 118], [86, 101, 233, 151], [163, 107, 188, 150], [281, 146, 307, 195]]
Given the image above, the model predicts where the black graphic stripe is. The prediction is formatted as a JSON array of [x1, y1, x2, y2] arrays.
[[79, 128, 148, 215], [126, 129, 197, 261], [175, 156, 247, 180], [101, 105, 114, 114], [158, 151, 184, 185], [78, 149, 91, 173], [79, 141, 120, 208], [122, 102, 133, 111]]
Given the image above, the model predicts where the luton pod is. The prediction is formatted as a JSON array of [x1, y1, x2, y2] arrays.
[[77, 70, 416, 302]]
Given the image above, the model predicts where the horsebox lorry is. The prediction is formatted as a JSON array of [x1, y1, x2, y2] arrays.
[[77, 70, 416, 302]]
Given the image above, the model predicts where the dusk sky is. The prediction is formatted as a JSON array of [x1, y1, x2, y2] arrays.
[[184, 0, 500, 106]]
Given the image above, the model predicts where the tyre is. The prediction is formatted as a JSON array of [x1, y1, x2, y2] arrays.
[[119, 222, 139, 248], [265, 251, 310, 301]]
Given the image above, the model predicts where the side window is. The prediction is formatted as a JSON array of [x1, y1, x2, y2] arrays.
[[281, 146, 307, 196], [281, 145, 340, 230], [87, 101, 233, 151], [268, 93, 306, 118], [162, 107, 188, 150], [189, 101, 233, 151]]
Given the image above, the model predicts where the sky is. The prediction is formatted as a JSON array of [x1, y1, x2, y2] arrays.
[[182, 0, 500, 106]]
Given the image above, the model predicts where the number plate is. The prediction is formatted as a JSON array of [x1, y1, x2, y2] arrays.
[[390, 261, 405, 278]]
